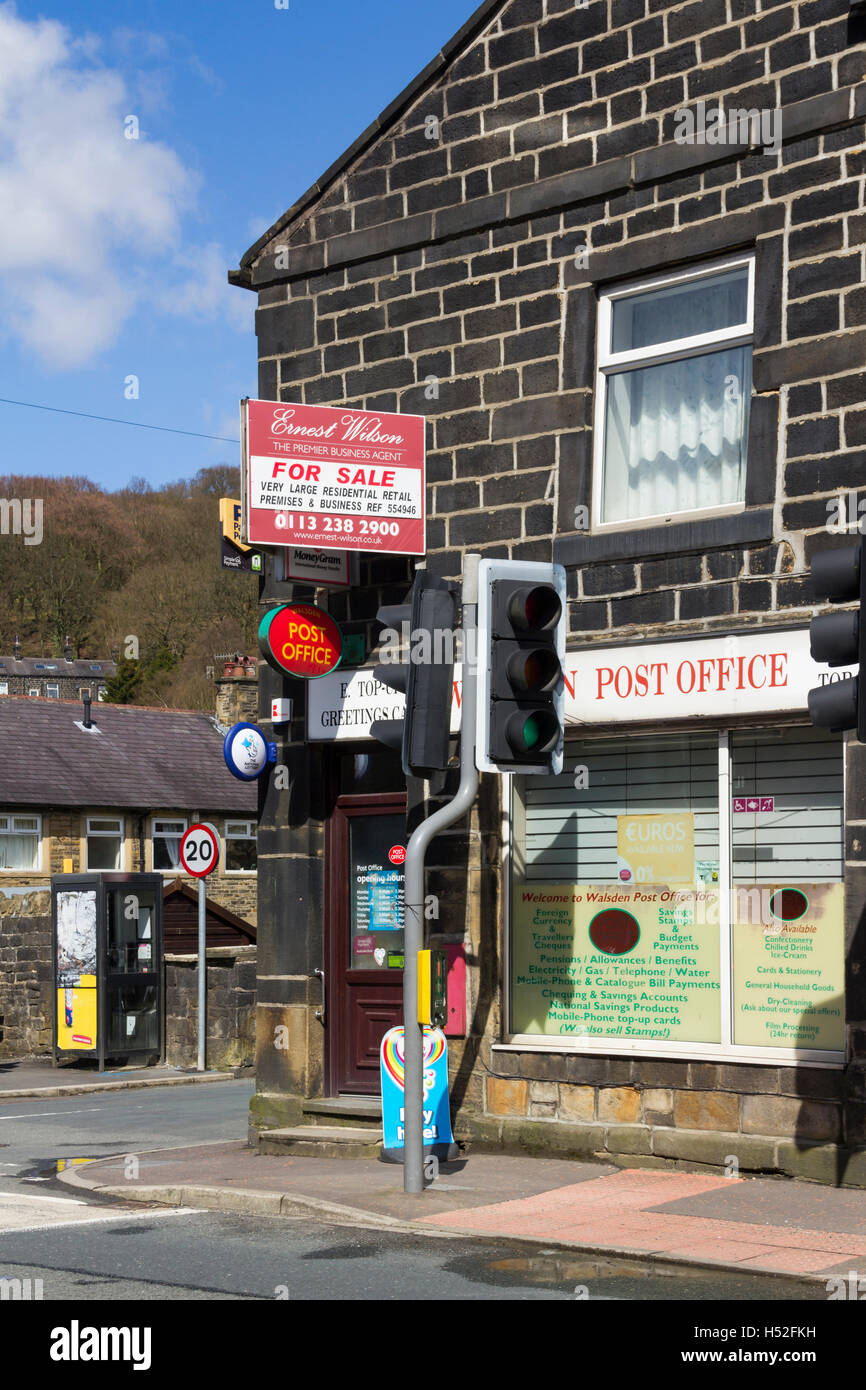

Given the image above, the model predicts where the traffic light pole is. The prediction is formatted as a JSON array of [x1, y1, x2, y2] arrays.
[[402, 552, 480, 1195]]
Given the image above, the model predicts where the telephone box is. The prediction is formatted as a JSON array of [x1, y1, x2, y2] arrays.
[[52, 873, 164, 1069]]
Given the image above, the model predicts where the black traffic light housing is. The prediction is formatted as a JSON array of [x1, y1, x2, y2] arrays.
[[807, 541, 865, 741], [477, 559, 566, 774], [369, 570, 458, 777]]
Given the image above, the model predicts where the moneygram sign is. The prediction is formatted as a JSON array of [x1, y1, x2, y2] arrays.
[[242, 399, 425, 555]]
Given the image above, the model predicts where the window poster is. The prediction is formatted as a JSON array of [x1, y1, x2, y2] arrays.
[[732, 882, 845, 1051], [616, 812, 695, 885], [56, 890, 97, 986], [512, 883, 721, 1042]]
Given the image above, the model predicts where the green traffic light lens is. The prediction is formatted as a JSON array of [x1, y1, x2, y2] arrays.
[[524, 713, 542, 749], [506, 709, 561, 756]]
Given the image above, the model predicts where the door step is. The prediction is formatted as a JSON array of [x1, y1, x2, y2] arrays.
[[258, 1125, 382, 1159], [302, 1096, 382, 1127]]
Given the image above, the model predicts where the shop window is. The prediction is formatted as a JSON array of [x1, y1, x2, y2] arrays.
[[152, 818, 186, 872], [224, 820, 257, 872], [594, 255, 753, 529], [510, 726, 844, 1062], [86, 816, 123, 871], [0, 814, 41, 870]]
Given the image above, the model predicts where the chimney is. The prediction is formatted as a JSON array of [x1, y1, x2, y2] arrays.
[[214, 654, 258, 726], [82, 693, 92, 729]]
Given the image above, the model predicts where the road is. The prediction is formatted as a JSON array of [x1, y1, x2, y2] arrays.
[[0, 1081, 827, 1301]]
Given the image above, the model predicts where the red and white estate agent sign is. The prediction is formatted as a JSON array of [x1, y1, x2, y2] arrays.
[[242, 399, 426, 556]]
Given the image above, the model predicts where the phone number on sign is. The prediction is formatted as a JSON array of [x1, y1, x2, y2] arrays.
[[275, 516, 403, 537]]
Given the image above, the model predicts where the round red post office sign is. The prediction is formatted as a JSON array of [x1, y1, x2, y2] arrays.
[[388, 845, 406, 866], [258, 602, 343, 679]]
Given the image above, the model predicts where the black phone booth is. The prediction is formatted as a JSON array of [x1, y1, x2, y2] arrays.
[[52, 873, 164, 1069]]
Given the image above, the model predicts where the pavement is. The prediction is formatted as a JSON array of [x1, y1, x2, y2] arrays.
[[0, 1056, 241, 1099], [56, 1136, 866, 1288]]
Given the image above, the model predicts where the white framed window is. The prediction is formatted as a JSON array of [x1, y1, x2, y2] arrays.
[[224, 820, 257, 873], [0, 683, 7, 696], [28, 687, 39, 697], [86, 816, 124, 870], [0, 814, 41, 870], [593, 254, 754, 530], [152, 817, 186, 872], [509, 726, 845, 1065], [45, 683, 60, 699]]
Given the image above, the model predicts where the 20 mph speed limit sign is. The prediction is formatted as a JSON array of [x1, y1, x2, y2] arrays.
[[179, 823, 220, 878]]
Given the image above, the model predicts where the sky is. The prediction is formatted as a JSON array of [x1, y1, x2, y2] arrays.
[[0, 0, 478, 491]]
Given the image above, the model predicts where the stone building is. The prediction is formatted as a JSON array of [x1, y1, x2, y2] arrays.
[[231, 0, 866, 1182], [0, 694, 257, 1058], [0, 651, 115, 701]]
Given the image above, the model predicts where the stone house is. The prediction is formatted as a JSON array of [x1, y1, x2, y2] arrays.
[[231, 0, 866, 1182], [0, 692, 257, 1059]]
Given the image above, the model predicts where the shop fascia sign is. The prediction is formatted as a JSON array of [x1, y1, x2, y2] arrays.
[[307, 627, 853, 741]]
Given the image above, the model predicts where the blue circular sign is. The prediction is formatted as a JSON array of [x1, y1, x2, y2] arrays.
[[224, 722, 269, 781]]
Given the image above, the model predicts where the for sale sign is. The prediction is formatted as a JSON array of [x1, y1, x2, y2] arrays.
[[242, 399, 426, 555]]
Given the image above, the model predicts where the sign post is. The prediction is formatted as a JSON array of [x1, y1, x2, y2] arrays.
[[180, 823, 220, 1072]]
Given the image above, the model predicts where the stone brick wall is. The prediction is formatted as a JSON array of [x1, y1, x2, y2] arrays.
[[480, 1051, 866, 1181], [215, 674, 258, 728], [242, 0, 866, 1169], [0, 890, 52, 1058], [165, 947, 256, 1069]]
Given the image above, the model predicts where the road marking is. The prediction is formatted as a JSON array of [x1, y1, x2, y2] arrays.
[[0, 1207, 205, 1235], [0, 1108, 102, 1120], [0, 1193, 86, 1206]]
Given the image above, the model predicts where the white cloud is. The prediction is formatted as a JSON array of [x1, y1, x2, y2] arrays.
[[0, 5, 241, 369], [158, 242, 254, 333]]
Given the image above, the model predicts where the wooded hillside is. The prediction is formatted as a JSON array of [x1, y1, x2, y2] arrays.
[[0, 467, 259, 710]]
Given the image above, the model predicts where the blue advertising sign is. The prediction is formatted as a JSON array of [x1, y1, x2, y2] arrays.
[[379, 1025, 456, 1162], [223, 722, 277, 781]]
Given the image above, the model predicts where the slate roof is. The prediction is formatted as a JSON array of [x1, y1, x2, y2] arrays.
[[0, 657, 115, 677], [0, 697, 256, 812]]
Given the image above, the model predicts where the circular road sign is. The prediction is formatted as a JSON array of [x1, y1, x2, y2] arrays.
[[180, 823, 220, 878]]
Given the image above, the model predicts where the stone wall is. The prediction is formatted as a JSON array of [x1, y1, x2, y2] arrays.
[[0, 889, 52, 1058], [165, 947, 257, 1070], [477, 1051, 866, 1184]]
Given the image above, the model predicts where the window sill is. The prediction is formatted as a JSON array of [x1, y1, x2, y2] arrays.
[[554, 507, 772, 567]]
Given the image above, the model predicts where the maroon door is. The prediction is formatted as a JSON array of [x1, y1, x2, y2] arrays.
[[326, 793, 406, 1095]]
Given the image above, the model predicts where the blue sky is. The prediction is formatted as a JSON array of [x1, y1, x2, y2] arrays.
[[0, 0, 476, 490]]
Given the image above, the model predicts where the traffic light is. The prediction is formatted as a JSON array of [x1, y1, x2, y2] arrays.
[[476, 559, 566, 774], [369, 570, 458, 777], [807, 541, 865, 741]]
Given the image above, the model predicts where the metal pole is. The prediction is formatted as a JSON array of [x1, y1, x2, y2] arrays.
[[197, 878, 206, 1072], [403, 552, 480, 1194]]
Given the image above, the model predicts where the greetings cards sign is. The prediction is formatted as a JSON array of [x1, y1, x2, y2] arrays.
[[242, 399, 425, 555]]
